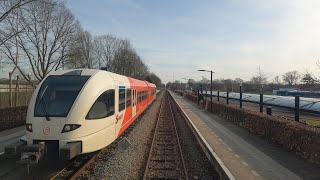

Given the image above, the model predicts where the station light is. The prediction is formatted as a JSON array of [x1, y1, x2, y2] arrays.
[[197, 69, 215, 110]]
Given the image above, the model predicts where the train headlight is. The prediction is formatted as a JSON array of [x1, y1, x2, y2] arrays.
[[61, 124, 81, 133], [26, 124, 32, 132]]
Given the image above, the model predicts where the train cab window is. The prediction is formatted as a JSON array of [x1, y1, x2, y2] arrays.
[[86, 90, 115, 119], [126, 89, 131, 107], [119, 89, 126, 111], [34, 75, 90, 117]]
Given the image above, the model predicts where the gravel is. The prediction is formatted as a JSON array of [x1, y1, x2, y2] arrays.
[[91, 91, 164, 180]]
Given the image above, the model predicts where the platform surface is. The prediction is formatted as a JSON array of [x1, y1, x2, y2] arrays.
[[171, 92, 320, 180], [0, 126, 25, 154]]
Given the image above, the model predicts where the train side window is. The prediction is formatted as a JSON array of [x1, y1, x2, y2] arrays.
[[143, 91, 146, 101], [144, 91, 147, 100], [133, 89, 136, 106], [141, 91, 144, 101], [119, 89, 126, 111], [126, 89, 131, 107], [86, 90, 115, 119]]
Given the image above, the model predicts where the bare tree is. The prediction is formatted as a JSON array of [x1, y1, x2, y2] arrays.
[[109, 39, 150, 79], [66, 27, 96, 68], [0, 0, 35, 23], [94, 34, 118, 69], [234, 78, 244, 85], [256, 66, 268, 84], [199, 76, 210, 90], [1, 0, 78, 82], [0, 0, 35, 46], [282, 70, 300, 87], [0, 0, 31, 106], [301, 71, 316, 85], [272, 76, 282, 85], [249, 66, 267, 90], [145, 73, 162, 86]]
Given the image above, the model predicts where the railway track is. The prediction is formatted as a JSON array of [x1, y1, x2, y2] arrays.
[[49, 150, 100, 179], [143, 92, 188, 180]]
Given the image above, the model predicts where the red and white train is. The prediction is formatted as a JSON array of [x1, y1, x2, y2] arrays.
[[20, 69, 156, 161]]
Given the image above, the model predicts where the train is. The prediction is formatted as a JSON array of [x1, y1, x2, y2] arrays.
[[16, 69, 156, 163]]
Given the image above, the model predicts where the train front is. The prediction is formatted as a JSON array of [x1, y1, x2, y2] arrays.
[[20, 69, 117, 163]]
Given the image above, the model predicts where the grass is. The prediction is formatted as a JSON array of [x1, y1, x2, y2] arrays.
[[303, 119, 320, 126]]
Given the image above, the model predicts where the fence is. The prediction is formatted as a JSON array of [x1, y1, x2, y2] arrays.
[[0, 84, 34, 108], [196, 87, 320, 123]]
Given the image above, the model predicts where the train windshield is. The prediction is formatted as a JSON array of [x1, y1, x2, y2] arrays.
[[34, 75, 90, 117]]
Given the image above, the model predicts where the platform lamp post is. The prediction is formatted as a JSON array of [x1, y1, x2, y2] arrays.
[[198, 70, 214, 111], [182, 78, 189, 91]]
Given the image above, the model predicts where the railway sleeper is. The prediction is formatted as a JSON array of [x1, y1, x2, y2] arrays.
[[156, 143, 175, 146], [155, 147, 175, 151], [149, 177, 179, 180], [153, 159, 176, 163], [154, 152, 177, 156], [156, 138, 175, 142], [153, 167, 177, 171]]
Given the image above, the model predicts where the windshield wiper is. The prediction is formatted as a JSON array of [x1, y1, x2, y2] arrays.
[[37, 85, 51, 121]]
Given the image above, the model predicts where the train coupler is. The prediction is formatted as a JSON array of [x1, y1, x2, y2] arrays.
[[18, 142, 46, 164]]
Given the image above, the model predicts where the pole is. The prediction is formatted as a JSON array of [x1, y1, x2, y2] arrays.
[[227, 91, 229, 104], [260, 94, 263, 113], [210, 71, 213, 111], [15, 75, 19, 107], [260, 85, 264, 113], [240, 85, 242, 108], [266, 106, 272, 115], [295, 96, 300, 122], [9, 72, 12, 107]]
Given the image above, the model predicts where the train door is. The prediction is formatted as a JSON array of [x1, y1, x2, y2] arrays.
[[132, 89, 137, 117]]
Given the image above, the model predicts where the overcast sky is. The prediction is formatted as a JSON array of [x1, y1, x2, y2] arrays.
[[57, 1, 320, 83]]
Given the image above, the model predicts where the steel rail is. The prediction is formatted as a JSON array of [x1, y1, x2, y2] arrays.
[[143, 91, 188, 179], [143, 92, 166, 179], [168, 92, 188, 179], [50, 151, 100, 180]]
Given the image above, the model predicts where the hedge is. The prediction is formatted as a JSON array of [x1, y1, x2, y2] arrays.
[[0, 106, 27, 131]]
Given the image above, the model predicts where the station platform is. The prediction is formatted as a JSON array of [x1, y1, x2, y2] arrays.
[[170, 92, 320, 180], [0, 126, 25, 154]]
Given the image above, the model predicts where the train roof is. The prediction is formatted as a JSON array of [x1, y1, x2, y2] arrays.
[[48, 69, 156, 88], [145, 81, 156, 88], [48, 69, 100, 76]]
